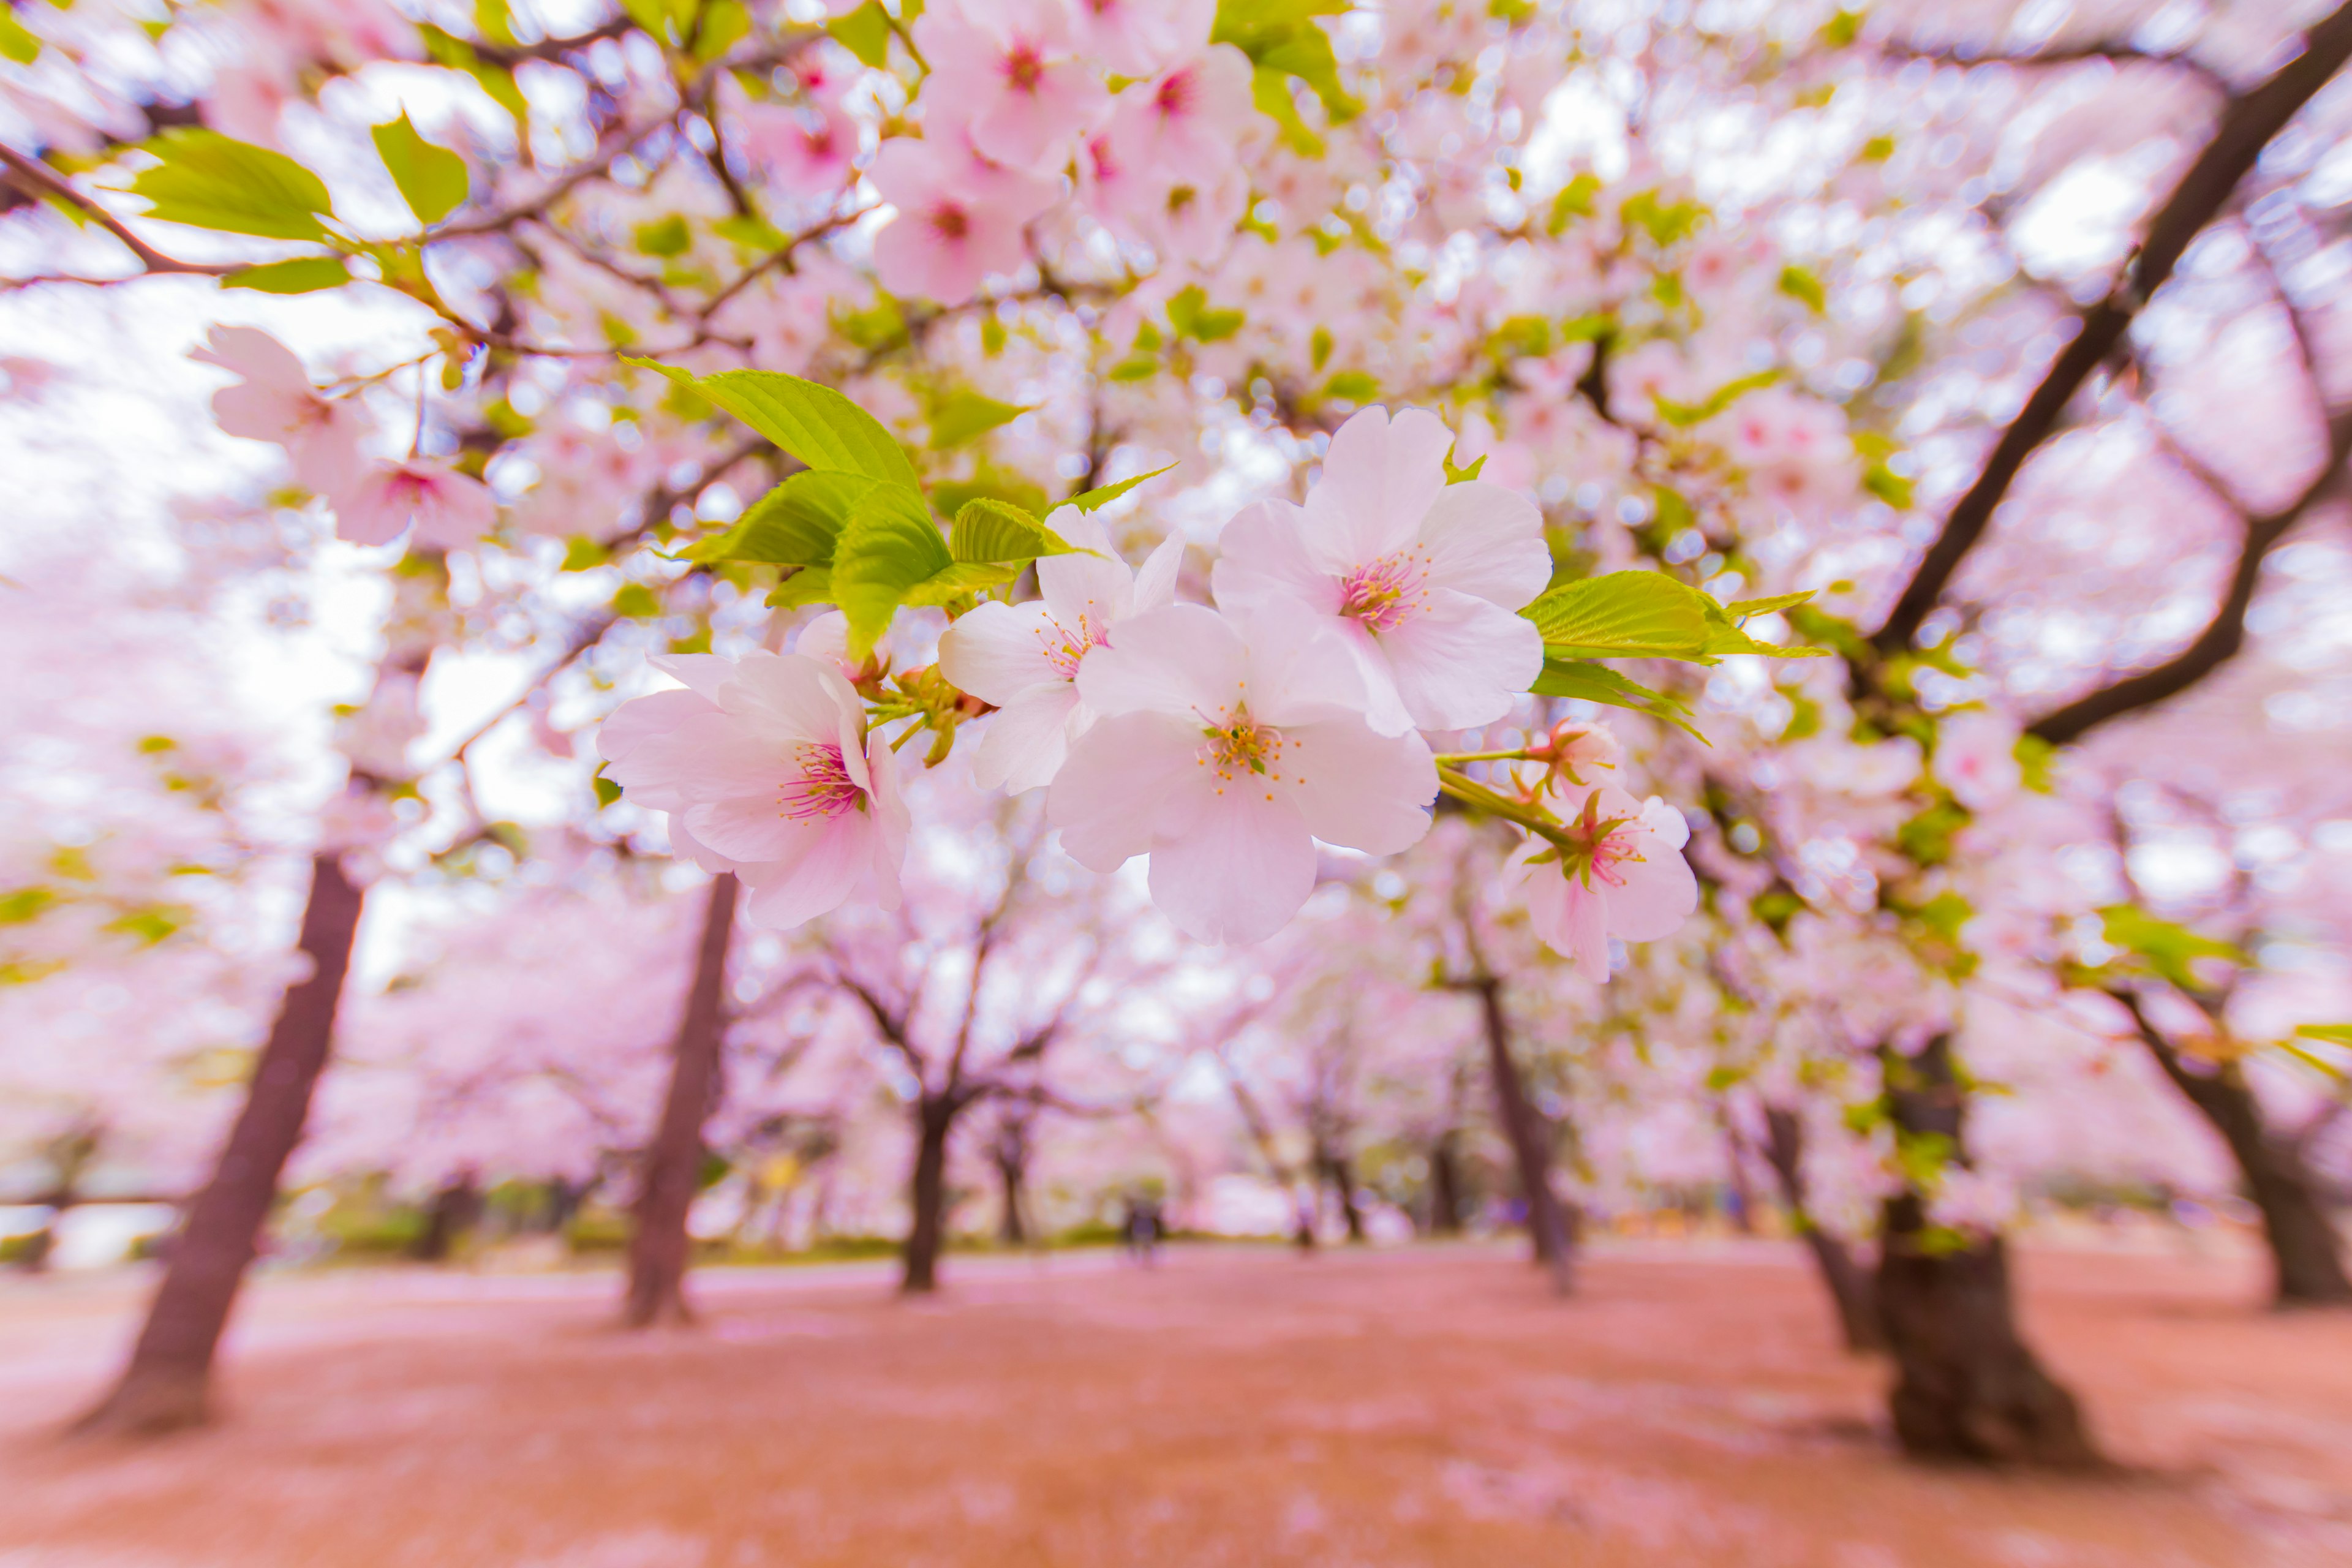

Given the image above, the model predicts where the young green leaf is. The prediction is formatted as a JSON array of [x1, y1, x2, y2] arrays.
[[625, 360, 921, 489], [222, 257, 353, 294], [120, 128, 336, 242], [2098, 906, 2245, 992], [1065, 461, 1176, 513], [1523, 571, 1713, 660], [0, 10, 42, 64], [686, 471, 894, 565], [829, 485, 953, 656], [927, 388, 1032, 450], [1653, 368, 1782, 428], [372, 113, 469, 227], [1528, 657, 1707, 742], [827, 0, 894, 67], [1720, 590, 1815, 619], [949, 498, 1080, 564]]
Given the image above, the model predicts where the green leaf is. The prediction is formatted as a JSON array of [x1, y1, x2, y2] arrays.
[[107, 904, 192, 946], [686, 470, 892, 565], [1529, 657, 1706, 742], [1618, 187, 1708, 248], [766, 565, 836, 610], [1066, 461, 1175, 513], [1215, 0, 1356, 121], [625, 360, 920, 489], [950, 498, 1079, 564], [2294, 1023, 2352, 1048], [561, 535, 608, 571], [611, 583, 665, 618], [473, 0, 517, 45], [1778, 264, 1827, 313], [712, 213, 788, 252], [1167, 283, 1244, 343], [633, 214, 692, 257], [1523, 571, 1712, 660], [1323, 371, 1378, 403], [1107, 355, 1161, 382], [593, 771, 624, 808], [1721, 590, 1814, 619], [903, 562, 1025, 607], [2098, 906, 2244, 992], [0, 887, 58, 925], [0, 10, 41, 64], [1443, 448, 1486, 484], [222, 256, 353, 294], [1700, 597, 1828, 659], [928, 389, 1031, 450], [693, 0, 751, 60], [827, 0, 893, 67], [1820, 8, 1863, 47], [120, 128, 336, 242], [1863, 461, 1914, 509], [1654, 368, 1782, 428], [372, 113, 469, 227], [1249, 64, 1324, 156], [830, 484, 952, 657], [1546, 172, 1600, 235], [934, 469, 1052, 520]]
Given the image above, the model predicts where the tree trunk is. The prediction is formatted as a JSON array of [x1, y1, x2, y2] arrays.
[[2133, 1023, 2352, 1306], [74, 853, 365, 1436], [1474, 978, 1574, 1295], [624, 872, 737, 1329], [1718, 1102, 1758, 1236], [1428, 1128, 1464, 1235], [902, 1098, 956, 1294], [1760, 1104, 1883, 1353], [994, 1146, 1028, 1246], [1322, 1147, 1367, 1243], [410, 1173, 483, 1262], [1876, 1038, 2098, 1466]]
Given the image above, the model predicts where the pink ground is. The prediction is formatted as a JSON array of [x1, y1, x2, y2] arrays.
[[3, 1239, 2350, 1567]]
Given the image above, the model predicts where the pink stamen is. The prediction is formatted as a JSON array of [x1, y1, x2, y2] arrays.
[[777, 742, 864, 822], [1338, 547, 1434, 634]]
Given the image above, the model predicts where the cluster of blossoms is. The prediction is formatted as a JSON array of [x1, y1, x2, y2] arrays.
[[601, 404, 1698, 958]]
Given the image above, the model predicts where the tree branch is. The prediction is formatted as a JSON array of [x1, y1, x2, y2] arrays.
[[0, 144, 238, 286], [1871, 0, 2352, 655]]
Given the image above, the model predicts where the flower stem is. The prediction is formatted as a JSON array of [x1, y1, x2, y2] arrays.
[[1435, 765, 1574, 854], [1431, 748, 1533, 766]]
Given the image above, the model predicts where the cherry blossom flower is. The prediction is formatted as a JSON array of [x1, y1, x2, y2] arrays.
[[937, 510, 1185, 792], [597, 652, 909, 930], [332, 461, 498, 550], [1933, 710, 2025, 814], [190, 326, 366, 496], [1509, 720, 1624, 807], [869, 137, 1059, 306], [1083, 56, 1254, 263], [736, 97, 859, 198], [1104, 46, 1253, 179], [1048, 604, 1436, 944], [1067, 0, 1216, 77], [1212, 406, 1549, 736], [1512, 786, 1698, 979], [912, 0, 1108, 171]]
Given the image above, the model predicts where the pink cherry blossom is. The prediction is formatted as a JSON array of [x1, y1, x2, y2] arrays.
[[912, 0, 1109, 172], [1049, 604, 1436, 944], [1512, 786, 1699, 979], [1082, 51, 1254, 262], [1067, 0, 1216, 77], [331, 461, 498, 549], [597, 652, 910, 930], [1933, 710, 2025, 814], [937, 509, 1185, 792], [190, 325, 366, 496], [868, 137, 1060, 306], [736, 97, 859, 198], [1212, 406, 1549, 736]]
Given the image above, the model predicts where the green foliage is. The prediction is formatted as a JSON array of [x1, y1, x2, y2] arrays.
[[693, 0, 750, 61], [1214, 0, 1356, 123], [1777, 265, 1827, 312], [610, 582, 664, 619], [2014, 732, 2056, 794], [948, 498, 1079, 564], [1618, 187, 1708, 248], [2294, 1023, 2352, 1047], [927, 389, 1031, 450], [0, 887, 58, 925], [828, 484, 956, 654], [1250, 65, 1324, 156], [826, 1, 894, 67], [105, 903, 193, 946], [2098, 906, 2244, 992], [689, 470, 887, 566], [1819, 9, 1863, 47], [1546, 172, 1601, 235], [1442, 448, 1486, 484], [1653, 368, 1782, 428], [1894, 799, 1967, 866], [633, 214, 693, 257], [628, 360, 921, 489], [1167, 284, 1244, 344], [1529, 656, 1705, 741], [1322, 370, 1379, 403], [371, 113, 469, 227], [418, 24, 530, 129], [1523, 570, 1823, 663], [119, 128, 336, 242], [223, 257, 353, 294], [1066, 461, 1175, 513], [0, 11, 43, 64]]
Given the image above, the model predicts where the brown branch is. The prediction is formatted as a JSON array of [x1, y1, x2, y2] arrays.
[[1872, 0, 2352, 655], [1876, 37, 2231, 96], [2025, 411, 2352, 746], [0, 144, 239, 285]]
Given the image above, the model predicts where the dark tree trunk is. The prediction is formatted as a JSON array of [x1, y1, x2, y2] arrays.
[[902, 1097, 956, 1294], [624, 872, 737, 1329], [74, 853, 365, 1436], [1719, 1104, 1758, 1236], [410, 1174, 483, 1262], [1321, 1147, 1367, 1243], [995, 1147, 1028, 1246], [2132, 1018, 2352, 1306], [17, 1126, 99, 1275], [1428, 1129, 1464, 1235], [1876, 1038, 2098, 1466], [1760, 1104, 1883, 1353], [1473, 978, 1574, 1295]]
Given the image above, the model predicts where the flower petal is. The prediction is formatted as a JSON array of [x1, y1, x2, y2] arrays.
[[1377, 588, 1544, 732], [1132, 530, 1186, 612], [716, 651, 859, 748], [597, 688, 712, 766], [737, 816, 875, 930], [1048, 709, 1209, 871], [1211, 499, 1341, 616], [938, 600, 1065, 706], [1280, 718, 1435, 855], [1079, 603, 1245, 720], [1147, 790, 1317, 944], [1300, 406, 1453, 569], [1416, 479, 1550, 609], [970, 682, 1084, 793]]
